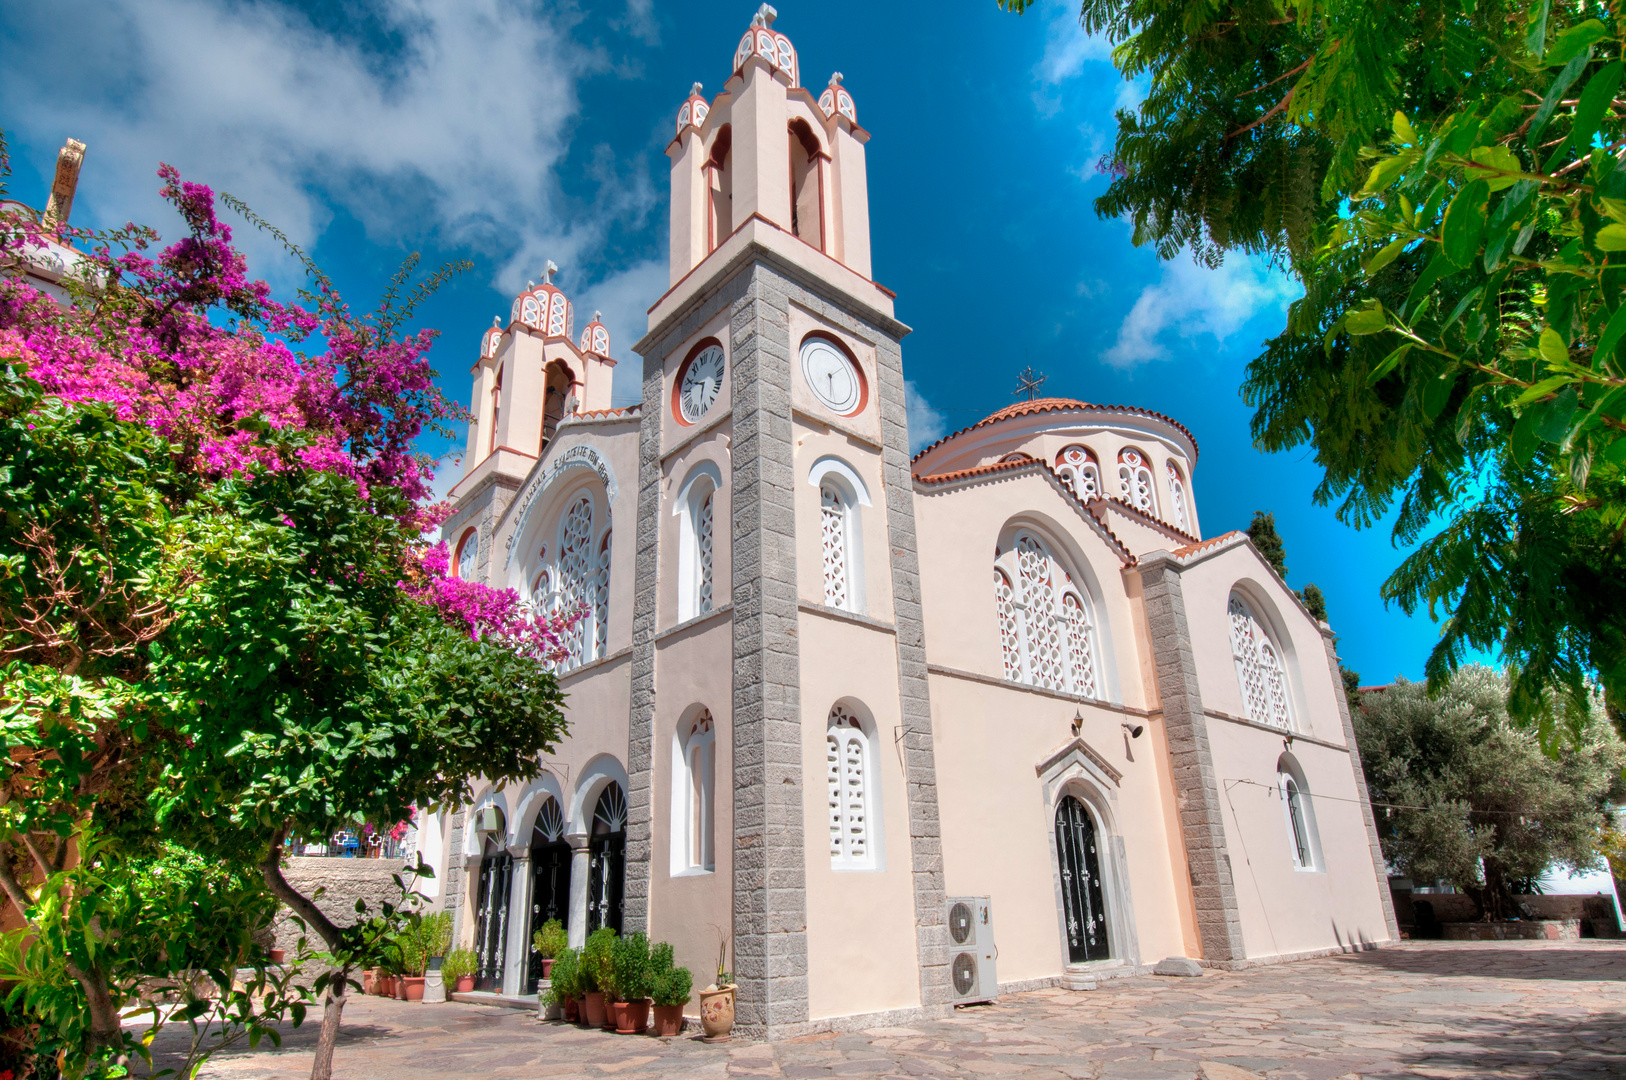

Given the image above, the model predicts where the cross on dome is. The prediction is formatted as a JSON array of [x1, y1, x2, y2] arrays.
[[733, 3, 798, 88], [676, 81, 710, 136], [818, 71, 857, 125], [511, 260, 573, 339], [579, 309, 611, 358]]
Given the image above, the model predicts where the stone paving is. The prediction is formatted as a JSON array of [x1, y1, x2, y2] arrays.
[[151, 941, 1626, 1079]]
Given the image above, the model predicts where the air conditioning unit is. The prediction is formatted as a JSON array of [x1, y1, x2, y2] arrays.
[[945, 896, 998, 1005]]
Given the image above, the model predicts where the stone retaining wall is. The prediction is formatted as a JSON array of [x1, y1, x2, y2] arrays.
[[270, 857, 420, 956], [1442, 919, 1580, 941]]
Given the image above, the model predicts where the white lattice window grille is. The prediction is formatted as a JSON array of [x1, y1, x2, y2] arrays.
[[825, 704, 874, 869], [674, 710, 715, 873], [456, 530, 477, 580], [593, 530, 611, 658], [996, 569, 1020, 679], [697, 490, 714, 614], [557, 496, 594, 669], [1055, 445, 1101, 500], [1166, 461, 1190, 531], [995, 531, 1102, 699], [1228, 595, 1293, 729], [821, 483, 849, 610], [1284, 775, 1312, 867], [1117, 448, 1157, 516]]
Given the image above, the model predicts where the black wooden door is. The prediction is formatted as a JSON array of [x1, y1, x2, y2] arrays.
[[526, 841, 571, 992], [1055, 795, 1110, 963], [473, 851, 512, 991]]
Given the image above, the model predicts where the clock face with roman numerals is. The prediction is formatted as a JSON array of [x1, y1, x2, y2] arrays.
[[678, 344, 725, 423]]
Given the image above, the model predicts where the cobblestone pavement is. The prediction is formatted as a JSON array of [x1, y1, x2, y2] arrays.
[[152, 941, 1626, 1079]]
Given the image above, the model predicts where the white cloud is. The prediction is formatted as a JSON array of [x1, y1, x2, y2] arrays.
[[575, 257, 671, 407], [0, 0, 656, 296], [904, 380, 948, 455], [1103, 254, 1300, 369], [1036, 5, 1114, 85]]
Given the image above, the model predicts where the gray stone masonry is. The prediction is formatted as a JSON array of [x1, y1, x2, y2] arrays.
[[726, 263, 809, 1035], [446, 809, 466, 946], [1136, 552, 1246, 962], [270, 857, 415, 957], [1320, 628, 1401, 944]]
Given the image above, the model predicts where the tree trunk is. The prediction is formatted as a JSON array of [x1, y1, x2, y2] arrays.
[[259, 826, 352, 1080], [310, 971, 349, 1080]]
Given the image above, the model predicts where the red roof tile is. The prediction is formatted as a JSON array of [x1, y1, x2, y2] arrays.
[[912, 397, 1199, 465]]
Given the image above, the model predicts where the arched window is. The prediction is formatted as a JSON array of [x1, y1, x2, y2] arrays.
[[1277, 756, 1322, 871], [542, 361, 573, 447], [821, 482, 850, 610], [677, 468, 719, 622], [1055, 445, 1101, 500], [1117, 448, 1157, 515], [489, 366, 504, 453], [826, 703, 876, 869], [1228, 594, 1293, 729], [706, 125, 733, 251], [673, 710, 716, 873], [994, 531, 1101, 698], [455, 529, 477, 581], [1166, 460, 1190, 531], [593, 530, 611, 658], [788, 118, 823, 249]]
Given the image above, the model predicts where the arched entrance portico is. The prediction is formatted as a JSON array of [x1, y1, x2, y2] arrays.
[[472, 828, 513, 992], [587, 783, 626, 934], [526, 798, 571, 993]]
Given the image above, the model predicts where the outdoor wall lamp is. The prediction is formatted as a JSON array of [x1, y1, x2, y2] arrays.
[[1122, 722, 1144, 739]]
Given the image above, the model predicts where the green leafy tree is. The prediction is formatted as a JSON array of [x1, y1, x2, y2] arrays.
[[1245, 510, 1290, 579], [1355, 666, 1626, 920], [999, 0, 1626, 725]]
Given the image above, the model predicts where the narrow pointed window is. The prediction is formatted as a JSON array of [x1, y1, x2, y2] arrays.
[[996, 569, 1020, 679], [821, 482, 848, 609], [1117, 448, 1157, 516], [1056, 445, 1101, 500], [826, 704, 874, 868], [593, 530, 611, 659], [997, 531, 1101, 700], [558, 496, 594, 669], [697, 490, 714, 614], [1166, 460, 1190, 531]]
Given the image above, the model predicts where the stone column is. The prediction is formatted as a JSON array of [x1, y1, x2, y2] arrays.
[[566, 833, 592, 950], [1136, 550, 1246, 963], [728, 264, 809, 1035], [1320, 626, 1401, 943], [502, 848, 533, 997], [445, 809, 466, 946]]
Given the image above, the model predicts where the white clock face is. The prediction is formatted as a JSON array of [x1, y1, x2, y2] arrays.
[[801, 338, 861, 415], [678, 344, 725, 422]]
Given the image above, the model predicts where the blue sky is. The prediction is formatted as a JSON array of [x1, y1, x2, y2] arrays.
[[0, 0, 1462, 684]]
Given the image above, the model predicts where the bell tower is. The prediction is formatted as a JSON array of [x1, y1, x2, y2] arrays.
[[627, 5, 951, 1037]]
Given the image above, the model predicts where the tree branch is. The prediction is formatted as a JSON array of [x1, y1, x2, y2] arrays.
[[259, 822, 341, 950]]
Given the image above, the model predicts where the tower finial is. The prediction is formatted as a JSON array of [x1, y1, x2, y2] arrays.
[[829, 71, 844, 86], [492, 315, 500, 327], [691, 81, 704, 96], [543, 260, 559, 284], [593, 310, 603, 321], [754, 3, 777, 27], [1013, 366, 1048, 402]]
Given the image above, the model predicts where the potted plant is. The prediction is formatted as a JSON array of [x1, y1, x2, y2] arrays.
[[398, 911, 450, 1002], [698, 937, 736, 1041], [580, 927, 617, 1028], [532, 918, 568, 983], [552, 943, 585, 1021], [441, 947, 477, 994], [649, 943, 691, 1037], [612, 932, 653, 1034]]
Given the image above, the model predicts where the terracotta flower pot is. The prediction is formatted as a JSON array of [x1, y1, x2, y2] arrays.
[[564, 996, 580, 1022], [621, 998, 650, 1034], [542, 957, 555, 981], [651, 1003, 684, 1037], [268, 949, 285, 965], [609, 1000, 629, 1032], [377, 975, 393, 997], [455, 975, 475, 993], [403, 976, 425, 1002], [699, 985, 735, 1041], [582, 991, 607, 1028], [362, 970, 376, 995], [395, 977, 408, 1001]]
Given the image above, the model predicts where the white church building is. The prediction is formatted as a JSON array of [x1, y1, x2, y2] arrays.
[[423, 5, 1398, 1036]]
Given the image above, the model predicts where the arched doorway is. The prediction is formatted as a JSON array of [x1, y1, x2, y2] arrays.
[[1055, 794, 1110, 963], [587, 784, 626, 934], [526, 798, 571, 993], [472, 828, 513, 991]]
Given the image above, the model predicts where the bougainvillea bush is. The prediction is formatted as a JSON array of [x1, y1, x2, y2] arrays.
[[0, 146, 572, 1079]]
